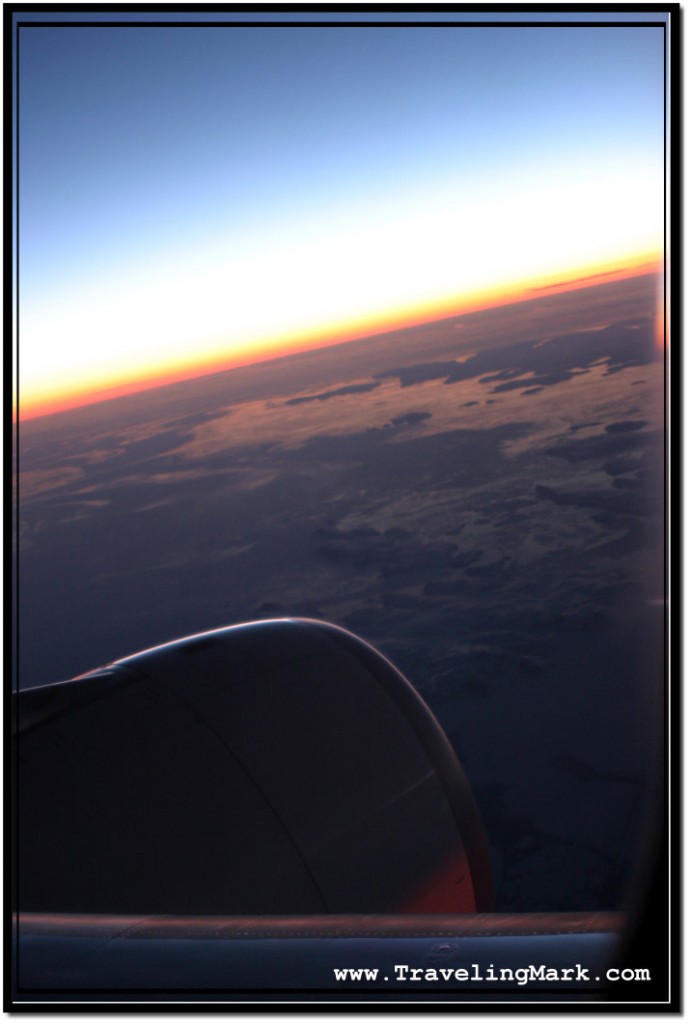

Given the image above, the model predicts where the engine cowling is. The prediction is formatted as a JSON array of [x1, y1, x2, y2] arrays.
[[16, 618, 493, 915]]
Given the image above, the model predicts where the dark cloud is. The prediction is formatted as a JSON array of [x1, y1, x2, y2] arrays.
[[169, 410, 229, 429], [378, 317, 658, 394], [285, 381, 381, 405], [569, 421, 601, 432], [534, 483, 642, 517], [390, 411, 432, 426], [530, 268, 624, 291], [603, 457, 644, 477], [605, 419, 649, 434], [544, 427, 661, 464], [375, 362, 459, 387]]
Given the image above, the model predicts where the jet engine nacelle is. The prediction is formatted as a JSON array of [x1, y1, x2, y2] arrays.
[[16, 618, 493, 916]]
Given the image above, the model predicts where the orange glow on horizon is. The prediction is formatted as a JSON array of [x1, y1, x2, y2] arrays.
[[654, 258, 668, 353], [18, 251, 662, 423]]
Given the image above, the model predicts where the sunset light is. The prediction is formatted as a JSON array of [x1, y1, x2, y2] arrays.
[[16, 18, 665, 418]]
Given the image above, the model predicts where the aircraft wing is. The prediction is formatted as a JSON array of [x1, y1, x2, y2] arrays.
[[11, 618, 630, 1002]]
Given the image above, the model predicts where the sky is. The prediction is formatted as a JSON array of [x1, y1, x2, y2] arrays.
[[15, 12, 667, 418]]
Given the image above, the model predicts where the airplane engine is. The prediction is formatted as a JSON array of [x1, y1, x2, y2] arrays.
[[15, 618, 493, 915]]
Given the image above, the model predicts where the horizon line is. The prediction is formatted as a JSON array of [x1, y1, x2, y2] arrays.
[[17, 255, 662, 424]]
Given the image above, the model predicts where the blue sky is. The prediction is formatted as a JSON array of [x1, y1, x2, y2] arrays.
[[16, 14, 667, 412]]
